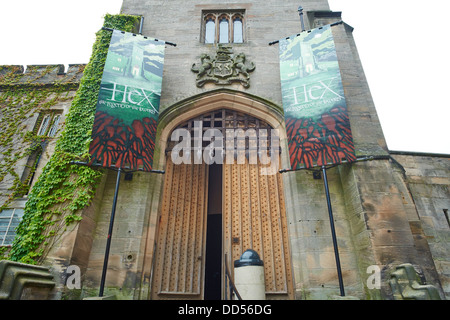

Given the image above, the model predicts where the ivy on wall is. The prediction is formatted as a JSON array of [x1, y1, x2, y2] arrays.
[[4, 14, 140, 264], [0, 64, 82, 208]]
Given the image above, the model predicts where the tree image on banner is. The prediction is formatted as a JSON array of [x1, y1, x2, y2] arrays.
[[89, 30, 165, 171], [279, 25, 355, 169], [285, 105, 355, 169], [89, 111, 158, 172]]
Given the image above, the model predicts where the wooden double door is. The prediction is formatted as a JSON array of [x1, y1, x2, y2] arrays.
[[151, 110, 293, 300]]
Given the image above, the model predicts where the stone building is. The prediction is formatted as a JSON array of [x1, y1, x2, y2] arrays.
[[0, 0, 449, 300]]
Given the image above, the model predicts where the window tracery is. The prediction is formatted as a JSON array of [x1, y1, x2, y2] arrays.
[[202, 11, 245, 44]]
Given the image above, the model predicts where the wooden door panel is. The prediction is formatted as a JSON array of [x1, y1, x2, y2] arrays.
[[224, 159, 293, 299], [151, 158, 208, 299]]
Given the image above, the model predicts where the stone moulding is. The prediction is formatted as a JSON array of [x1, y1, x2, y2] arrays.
[[0, 260, 55, 300], [389, 263, 441, 300], [191, 45, 255, 88]]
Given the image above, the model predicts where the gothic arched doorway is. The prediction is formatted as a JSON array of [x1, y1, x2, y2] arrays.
[[150, 109, 293, 300]]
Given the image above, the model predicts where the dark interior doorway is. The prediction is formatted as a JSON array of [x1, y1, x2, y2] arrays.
[[204, 164, 222, 300]]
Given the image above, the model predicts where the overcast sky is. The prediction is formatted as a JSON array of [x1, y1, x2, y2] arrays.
[[1, 0, 448, 154], [328, 0, 450, 154]]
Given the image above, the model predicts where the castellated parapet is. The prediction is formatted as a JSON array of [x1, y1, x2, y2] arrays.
[[0, 64, 86, 88]]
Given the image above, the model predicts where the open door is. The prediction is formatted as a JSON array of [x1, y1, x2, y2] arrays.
[[204, 164, 223, 300], [151, 109, 293, 300]]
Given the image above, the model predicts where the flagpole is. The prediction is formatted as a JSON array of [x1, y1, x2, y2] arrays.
[[321, 165, 345, 296], [99, 167, 122, 297], [298, 6, 305, 32]]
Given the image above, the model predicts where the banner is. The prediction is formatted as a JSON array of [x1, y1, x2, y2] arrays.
[[279, 25, 356, 169], [89, 30, 165, 171]]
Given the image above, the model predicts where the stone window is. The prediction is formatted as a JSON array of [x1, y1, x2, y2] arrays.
[[37, 112, 61, 137], [202, 10, 245, 44], [19, 111, 63, 193], [444, 209, 450, 228], [0, 208, 24, 246]]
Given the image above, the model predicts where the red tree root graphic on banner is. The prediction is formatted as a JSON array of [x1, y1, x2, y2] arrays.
[[89, 111, 157, 171], [285, 105, 356, 169]]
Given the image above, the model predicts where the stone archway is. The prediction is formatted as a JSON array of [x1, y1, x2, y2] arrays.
[[155, 89, 288, 170], [149, 91, 294, 300]]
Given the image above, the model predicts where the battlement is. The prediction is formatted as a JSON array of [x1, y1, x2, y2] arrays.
[[0, 64, 86, 88]]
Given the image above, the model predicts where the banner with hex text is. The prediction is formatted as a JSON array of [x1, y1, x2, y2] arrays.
[[89, 29, 165, 171], [278, 24, 356, 169]]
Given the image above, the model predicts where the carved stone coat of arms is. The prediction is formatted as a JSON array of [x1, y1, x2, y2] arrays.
[[191, 45, 255, 88]]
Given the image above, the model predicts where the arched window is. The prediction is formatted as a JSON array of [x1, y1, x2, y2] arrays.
[[38, 114, 51, 136], [202, 10, 245, 44], [48, 114, 61, 137], [36, 112, 62, 137], [205, 17, 215, 44], [219, 17, 229, 43], [233, 16, 243, 43]]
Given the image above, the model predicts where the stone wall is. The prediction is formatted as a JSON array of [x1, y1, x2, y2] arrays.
[[0, 64, 84, 297], [120, 0, 331, 111], [285, 165, 367, 299], [391, 152, 450, 299], [0, 64, 84, 207]]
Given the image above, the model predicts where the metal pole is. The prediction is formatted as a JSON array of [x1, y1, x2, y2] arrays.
[[298, 6, 305, 32], [321, 165, 345, 296], [99, 167, 122, 297], [139, 16, 144, 34]]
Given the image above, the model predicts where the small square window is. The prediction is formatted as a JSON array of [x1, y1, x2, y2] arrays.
[[202, 10, 245, 44], [0, 208, 24, 246]]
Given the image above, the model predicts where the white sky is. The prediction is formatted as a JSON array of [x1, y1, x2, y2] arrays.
[[328, 0, 450, 154], [0, 0, 449, 154]]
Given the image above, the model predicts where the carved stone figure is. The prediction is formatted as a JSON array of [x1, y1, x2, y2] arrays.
[[190, 54, 213, 79], [233, 53, 255, 79]]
